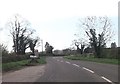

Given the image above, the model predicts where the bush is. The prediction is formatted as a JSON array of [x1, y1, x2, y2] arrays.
[[2, 53, 30, 63], [0, 44, 9, 57], [102, 48, 118, 59]]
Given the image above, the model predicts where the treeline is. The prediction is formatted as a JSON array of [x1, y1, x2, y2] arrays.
[[53, 47, 119, 59]]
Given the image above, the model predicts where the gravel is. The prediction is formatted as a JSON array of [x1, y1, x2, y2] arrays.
[[2, 65, 45, 82]]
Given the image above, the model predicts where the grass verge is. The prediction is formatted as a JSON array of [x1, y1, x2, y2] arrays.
[[2, 56, 46, 72], [64, 55, 119, 65]]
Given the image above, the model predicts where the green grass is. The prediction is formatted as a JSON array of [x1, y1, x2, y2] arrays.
[[64, 55, 119, 65], [2, 60, 29, 72], [37, 56, 46, 64], [2, 56, 46, 72]]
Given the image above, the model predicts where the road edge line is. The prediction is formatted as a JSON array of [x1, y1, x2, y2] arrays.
[[101, 76, 113, 83], [66, 61, 71, 64], [82, 67, 94, 73], [72, 64, 79, 67]]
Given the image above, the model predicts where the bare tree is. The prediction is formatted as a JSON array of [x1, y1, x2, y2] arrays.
[[8, 14, 35, 55], [29, 37, 40, 54], [72, 40, 81, 54], [111, 42, 117, 48], [72, 38, 87, 54], [80, 16, 113, 58], [45, 42, 54, 55]]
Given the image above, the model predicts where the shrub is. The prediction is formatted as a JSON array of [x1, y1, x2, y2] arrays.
[[2, 53, 30, 63], [101, 48, 118, 59]]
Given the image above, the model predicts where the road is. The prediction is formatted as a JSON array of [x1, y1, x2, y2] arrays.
[[36, 56, 118, 83]]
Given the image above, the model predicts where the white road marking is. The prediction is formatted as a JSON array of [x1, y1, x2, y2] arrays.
[[55, 57, 113, 83], [65, 61, 71, 64], [82, 67, 94, 73], [72, 64, 79, 67], [101, 76, 113, 83]]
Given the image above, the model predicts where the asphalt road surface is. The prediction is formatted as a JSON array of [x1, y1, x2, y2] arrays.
[[36, 56, 118, 83]]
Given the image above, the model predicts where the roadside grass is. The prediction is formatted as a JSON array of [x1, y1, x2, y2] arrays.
[[2, 60, 29, 72], [2, 56, 46, 72], [37, 56, 46, 64], [64, 55, 119, 65]]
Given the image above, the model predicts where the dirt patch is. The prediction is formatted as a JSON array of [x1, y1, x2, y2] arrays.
[[2, 65, 45, 82]]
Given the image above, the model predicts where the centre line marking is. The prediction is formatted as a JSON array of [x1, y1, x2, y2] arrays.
[[61, 60, 63, 62], [66, 61, 71, 64], [82, 67, 94, 73], [101, 76, 113, 83], [72, 64, 79, 67]]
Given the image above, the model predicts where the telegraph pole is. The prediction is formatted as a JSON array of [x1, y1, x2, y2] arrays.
[[41, 39, 43, 54]]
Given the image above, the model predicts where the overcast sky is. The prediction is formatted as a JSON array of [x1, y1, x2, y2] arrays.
[[0, 0, 119, 52]]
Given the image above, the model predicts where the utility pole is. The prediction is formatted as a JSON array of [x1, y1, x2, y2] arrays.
[[41, 39, 43, 54]]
